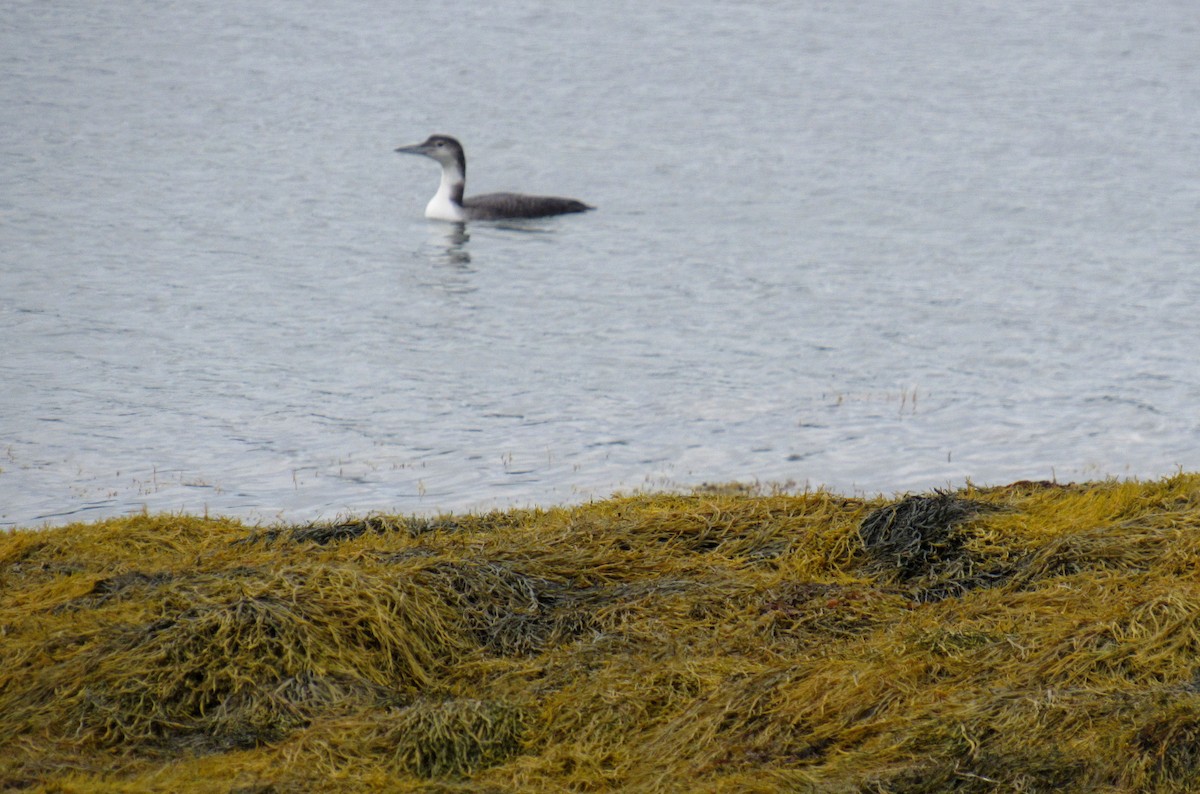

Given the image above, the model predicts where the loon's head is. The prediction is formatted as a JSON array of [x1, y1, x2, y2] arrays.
[[394, 134, 466, 174]]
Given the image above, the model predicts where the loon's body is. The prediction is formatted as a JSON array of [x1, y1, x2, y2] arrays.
[[394, 134, 593, 222]]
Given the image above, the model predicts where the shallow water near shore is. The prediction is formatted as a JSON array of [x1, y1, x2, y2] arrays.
[[2, 1, 1199, 527]]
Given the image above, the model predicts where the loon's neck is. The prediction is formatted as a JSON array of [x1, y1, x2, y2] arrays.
[[425, 161, 467, 222]]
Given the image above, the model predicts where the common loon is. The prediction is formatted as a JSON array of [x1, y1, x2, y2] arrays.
[[394, 134, 593, 222]]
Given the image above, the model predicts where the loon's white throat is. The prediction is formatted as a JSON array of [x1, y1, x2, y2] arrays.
[[393, 134, 594, 222]]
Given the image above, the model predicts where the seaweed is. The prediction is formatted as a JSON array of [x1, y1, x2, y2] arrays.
[[858, 491, 989, 577], [4, 475, 1200, 791], [858, 492, 1008, 601]]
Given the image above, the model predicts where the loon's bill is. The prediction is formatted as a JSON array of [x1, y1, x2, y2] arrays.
[[394, 134, 594, 222]]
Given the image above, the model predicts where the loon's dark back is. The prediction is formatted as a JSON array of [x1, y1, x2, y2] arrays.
[[463, 192, 593, 220]]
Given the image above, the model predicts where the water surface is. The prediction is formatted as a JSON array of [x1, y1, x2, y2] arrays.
[[3, 1, 1199, 527]]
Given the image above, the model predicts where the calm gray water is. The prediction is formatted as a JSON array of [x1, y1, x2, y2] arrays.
[[3, 1, 1199, 528]]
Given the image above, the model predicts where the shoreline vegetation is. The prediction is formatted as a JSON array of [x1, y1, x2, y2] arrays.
[[3, 474, 1200, 792]]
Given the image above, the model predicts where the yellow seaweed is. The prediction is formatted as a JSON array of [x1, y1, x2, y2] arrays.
[[3, 474, 1200, 792]]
